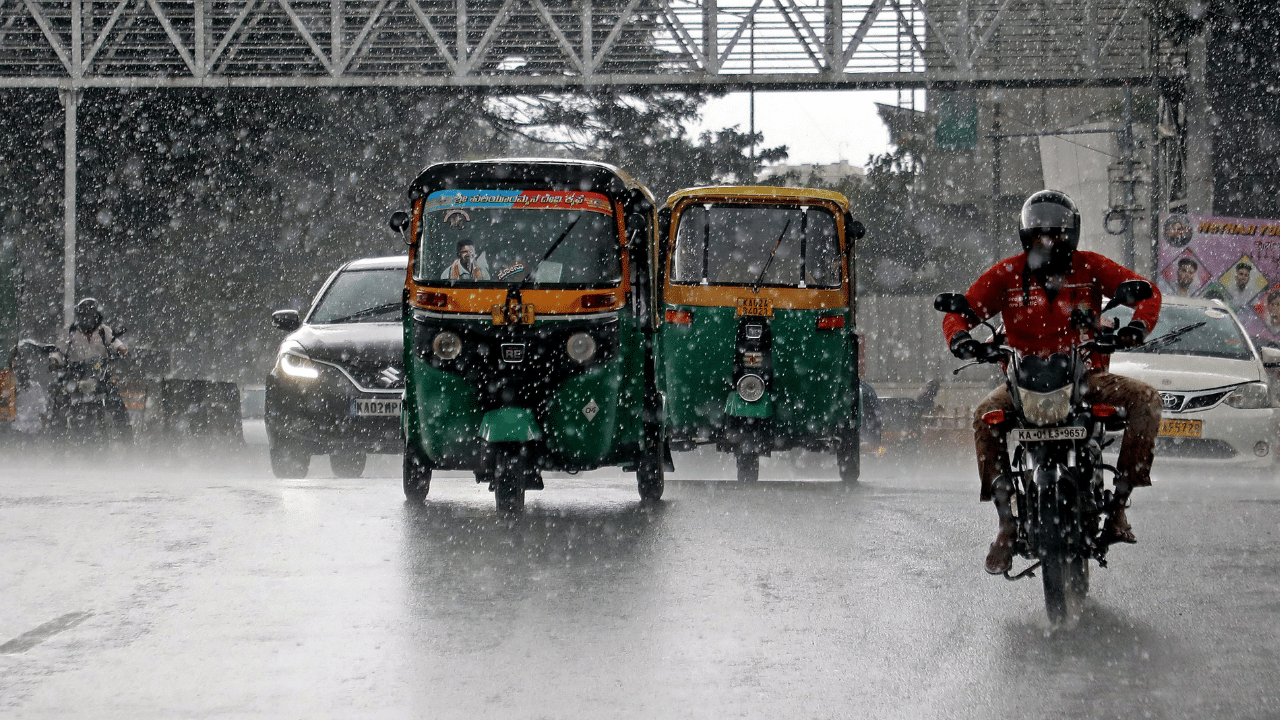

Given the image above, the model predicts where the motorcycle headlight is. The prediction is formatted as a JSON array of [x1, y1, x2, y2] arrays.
[[566, 332, 597, 364], [1018, 385, 1072, 426], [736, 374, 766, 403], [1225, 382, 1272, 410], [277, 341, 319, 380], [431, 331, 463, 360]]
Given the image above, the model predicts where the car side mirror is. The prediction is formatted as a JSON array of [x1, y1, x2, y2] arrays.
[[1103, 280, 1154, 311], [272, 309, 301, 332], [1261, 346, 1280, 368], [389, 211, 412, 245]]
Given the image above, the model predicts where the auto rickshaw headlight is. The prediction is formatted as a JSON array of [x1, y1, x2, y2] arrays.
[[736, 374, 766, 403], [566, 333, 597, 363], [432, 331, 463, 360]]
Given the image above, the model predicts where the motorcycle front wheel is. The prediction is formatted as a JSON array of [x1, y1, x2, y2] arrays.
[[1035, 466, 1089, 624]]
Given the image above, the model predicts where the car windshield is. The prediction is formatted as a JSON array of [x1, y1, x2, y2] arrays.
[[670, 204, 842, 288], [309, 267, 404, 324], [1108, 303, 1255, 361], [415, 190, 621, 288]]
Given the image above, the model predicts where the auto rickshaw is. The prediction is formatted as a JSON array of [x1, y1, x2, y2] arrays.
[[657, 186, 865, 482], [390, 159, 667, 513]]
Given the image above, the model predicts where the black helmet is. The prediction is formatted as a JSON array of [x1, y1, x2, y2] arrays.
[[74, 297, 103, 330], [1019, 190, 1080, 275]]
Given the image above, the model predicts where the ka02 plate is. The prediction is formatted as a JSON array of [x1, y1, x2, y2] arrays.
[[1012, 426, 1087, 442], [1158, 418, 1203, 438], [736, 297, 773, 317], [353, 398, 402, 417]]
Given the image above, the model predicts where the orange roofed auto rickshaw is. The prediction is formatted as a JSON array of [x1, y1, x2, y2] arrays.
[[389, 159, 668, 513], [657, 186, 865, 482]]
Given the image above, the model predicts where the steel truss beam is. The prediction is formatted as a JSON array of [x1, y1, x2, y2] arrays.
[[0, 0, 1154, 89]]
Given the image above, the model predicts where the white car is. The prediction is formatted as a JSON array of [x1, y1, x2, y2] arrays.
[[1108, 297, 1280, 473]]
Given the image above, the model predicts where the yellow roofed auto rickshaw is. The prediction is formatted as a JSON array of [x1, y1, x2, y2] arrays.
[[390, 159, 668, 513], [657, 186, 865, 482]]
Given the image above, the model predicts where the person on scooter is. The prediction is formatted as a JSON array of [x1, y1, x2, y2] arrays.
[[54, 298, 132, 440], [941, 190, 1163, 575]]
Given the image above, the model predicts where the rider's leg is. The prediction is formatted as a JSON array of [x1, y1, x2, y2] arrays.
[[974, 386, 1017, 572], [1086, 371, 1160, 542]]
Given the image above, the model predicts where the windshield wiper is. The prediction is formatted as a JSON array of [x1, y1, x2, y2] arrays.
[[752, 217, 792, 293], [325, 302, 400, 324], [521, 214, 582, 287], [1128, 321, 1207, 353]]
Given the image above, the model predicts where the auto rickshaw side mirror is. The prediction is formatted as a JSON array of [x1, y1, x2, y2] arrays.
[[846, 215, 866, 240], [272, 309, 301, 332], [625, 213, 649, 247], [389, 211, 412, 245]]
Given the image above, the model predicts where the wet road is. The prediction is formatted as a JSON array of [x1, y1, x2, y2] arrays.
[[2, 444, 1279, 719]]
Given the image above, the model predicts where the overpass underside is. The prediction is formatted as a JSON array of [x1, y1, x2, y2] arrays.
[[0, 0, 1159, 89]]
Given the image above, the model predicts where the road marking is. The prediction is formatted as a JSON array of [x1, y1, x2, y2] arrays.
[[0, 611, 93, 654]]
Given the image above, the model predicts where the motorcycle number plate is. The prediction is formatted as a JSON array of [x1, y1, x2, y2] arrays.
[[1158, 418, 1202, 438], [736, 298, 773, 317], [353, 398, 401, 417], [1012, 426, 1086, 442]]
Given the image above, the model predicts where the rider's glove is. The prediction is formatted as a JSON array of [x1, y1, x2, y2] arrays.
[[1116, 321, 1147, 349], [949, 330, 982, 360]]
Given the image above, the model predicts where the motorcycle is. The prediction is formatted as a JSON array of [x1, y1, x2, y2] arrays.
[[20, 327, 129, 444], [934, 280, 1153, 624]]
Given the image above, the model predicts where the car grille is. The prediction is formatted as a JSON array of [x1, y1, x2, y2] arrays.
[[326, 360, 405, 391], [1158, 389, 1231, 413], [1155, 437, 1237, 459]]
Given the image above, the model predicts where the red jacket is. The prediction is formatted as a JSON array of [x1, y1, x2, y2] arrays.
[[942, 251, 1162, 370]]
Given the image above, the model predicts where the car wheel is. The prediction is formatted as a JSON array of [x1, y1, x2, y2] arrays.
[[330, 452, 367, 478], [270, 438, 310, 478]]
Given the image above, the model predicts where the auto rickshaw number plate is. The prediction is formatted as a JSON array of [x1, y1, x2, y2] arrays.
[[1158, 418, 1202, 437], [737, 297, 773, 317], [353, 398, 401, 416], [1012, 426, 1087, 442]]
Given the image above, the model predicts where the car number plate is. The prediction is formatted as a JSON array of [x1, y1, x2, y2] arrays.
[[1158, 418, 1202, 438], [353, 398, 401, 417], [737, 297, 773, 317], [1012, 426, 1087, 442]]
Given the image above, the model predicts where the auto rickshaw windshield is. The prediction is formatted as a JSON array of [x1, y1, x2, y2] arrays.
[[671, 204, 842, 288], [415, 191, 621, 287]]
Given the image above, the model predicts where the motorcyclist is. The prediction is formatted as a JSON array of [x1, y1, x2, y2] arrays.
[[941, 190, 1163, 575], [52, 298, 132, 441]]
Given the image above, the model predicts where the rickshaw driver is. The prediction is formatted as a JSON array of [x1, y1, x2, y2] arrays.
[[941, 190, 1163, 575], [442, 241, 489, 281]]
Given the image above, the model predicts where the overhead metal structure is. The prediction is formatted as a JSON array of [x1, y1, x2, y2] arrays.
[[0, 0, 1161, 321], [0, 0, 1155, 89]]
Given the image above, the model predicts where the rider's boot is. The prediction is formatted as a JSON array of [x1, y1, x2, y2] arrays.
[[1103, 482, 1137, 544], [985, 477, 1017, 575]]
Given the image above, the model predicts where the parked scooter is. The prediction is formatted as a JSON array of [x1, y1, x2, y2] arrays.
[[20, 327, 130, 444]]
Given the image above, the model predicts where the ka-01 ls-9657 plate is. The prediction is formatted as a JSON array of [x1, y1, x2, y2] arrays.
[[1013, 426, 1087, 442]]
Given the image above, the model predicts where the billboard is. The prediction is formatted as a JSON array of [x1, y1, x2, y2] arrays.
[[1157, 214, 1280, 340]]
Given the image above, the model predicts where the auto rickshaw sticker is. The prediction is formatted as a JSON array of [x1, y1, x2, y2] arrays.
[[737, 297, 774, 316], [425, 189, 614, 216], [583, 399, 600, 420]]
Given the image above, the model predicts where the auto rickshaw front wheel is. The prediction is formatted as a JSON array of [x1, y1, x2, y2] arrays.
[[736, 451, 760, 483], [492, 443, 527, 514], [837, 429, 861, 484], [403, 441, 432, 503]]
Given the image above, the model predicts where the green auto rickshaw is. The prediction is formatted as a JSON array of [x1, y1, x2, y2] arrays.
[[391, 159, 667, 513], [657, 186, 865, 483]]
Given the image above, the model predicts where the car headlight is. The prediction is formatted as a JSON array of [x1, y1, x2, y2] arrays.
[[736, 374, 766, 403], [566, 332, 597, 364], [1225, 382, 1272, 409], [1018, 385, 1072, 426], [278, 341, 319, 380], [431, 331, 462, 360]]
